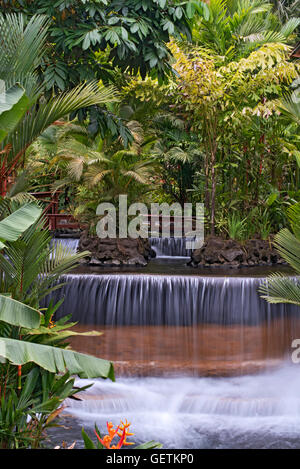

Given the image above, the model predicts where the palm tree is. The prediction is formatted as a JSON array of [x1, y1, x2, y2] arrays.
[[43, 120, 158, 199], [0, 12, 117, 195], [84, 149, 157, 200]]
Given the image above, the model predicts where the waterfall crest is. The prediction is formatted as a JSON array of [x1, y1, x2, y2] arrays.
[[47, 273, 299, 326]]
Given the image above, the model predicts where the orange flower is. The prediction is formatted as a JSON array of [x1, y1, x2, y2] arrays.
[[117, 419, 135, 447], [48, 314, 56, 329], [95, 420, 134, 449]]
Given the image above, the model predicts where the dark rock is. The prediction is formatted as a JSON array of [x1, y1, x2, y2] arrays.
[[78, 230, 150, 266], [220, 248, 245, 263], [191, 236, 285, 268]]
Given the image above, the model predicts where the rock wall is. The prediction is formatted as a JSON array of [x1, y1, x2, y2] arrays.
[[189, 236, 285, 267], [78, 231, 155, 266]]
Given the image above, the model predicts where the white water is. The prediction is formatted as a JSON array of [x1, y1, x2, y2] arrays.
[[149, 237, 194, 258], [50, 238, 79, 253], [63, 364, 300, 449]]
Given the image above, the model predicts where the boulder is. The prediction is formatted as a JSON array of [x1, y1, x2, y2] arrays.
[[78, 230, 151, 266], [190, 236, 284, 268]]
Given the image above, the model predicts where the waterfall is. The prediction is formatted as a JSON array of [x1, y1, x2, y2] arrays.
[[51, 236, 193, 258], [43, 254, 300, 449], [49, 366, 300, 449], [45, 273, 299, 327], [149, 237, 194, 257], [50, 237, 79, 253]]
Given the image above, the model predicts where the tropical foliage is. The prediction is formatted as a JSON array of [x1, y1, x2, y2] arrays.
[[0, 200, 114, 448], [0, 0, 299, 449], [259, 202, 300, 305], [0, 0, 206, 86], [7, 0, 297, 240], [0, 12, 117, 196]]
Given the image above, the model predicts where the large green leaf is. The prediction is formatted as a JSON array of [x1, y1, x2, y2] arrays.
[[0, 295, 41, 328], [0, 85, 30, 143], [0, 202, 42, 245], [0, 337, 115, 380]]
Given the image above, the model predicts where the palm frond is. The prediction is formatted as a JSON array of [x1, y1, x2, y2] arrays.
[[259, 273, 300, 305], [122, 170, 149, 185], [287, 203, 300, 239], [3, 81, 118, 165], [277, 94, 300, 127], [85, 167, 112, 186], [0, 13, 49, 98]]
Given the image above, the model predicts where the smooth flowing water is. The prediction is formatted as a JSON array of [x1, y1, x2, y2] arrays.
[[50, 236, 194, 258], [48, 365, 300, 449], [46, 237, 300, 449], [47, 266, 297, 327]]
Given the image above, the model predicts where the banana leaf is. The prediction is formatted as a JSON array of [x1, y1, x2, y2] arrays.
[[0, 337, 115, 380], [0, 294, 41, 328]]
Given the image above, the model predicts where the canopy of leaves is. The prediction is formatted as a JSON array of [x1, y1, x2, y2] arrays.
[[0, 0, 207, 88]]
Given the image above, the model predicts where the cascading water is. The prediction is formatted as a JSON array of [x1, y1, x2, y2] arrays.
[[50, 365, 300, 449], [149, 236, 194, 257], [50, 237, 79, 253], [46, 272, 299, 327], [46, 236, 300, 449]]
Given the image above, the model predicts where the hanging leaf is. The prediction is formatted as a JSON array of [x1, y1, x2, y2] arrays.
[[0, 85, 30, 143], [0, 202, 42, 244], [0, 295, 41, 329], [0, 337, 115, 380]]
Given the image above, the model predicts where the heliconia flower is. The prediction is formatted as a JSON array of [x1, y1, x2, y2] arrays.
[[117, 419, 135, 446], [48, 314, 56, 329], [94, 420, 134, 449]]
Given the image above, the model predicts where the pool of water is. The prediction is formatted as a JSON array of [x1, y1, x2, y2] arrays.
[[47, 364, 300, 449], [73, 257, 293, 278], [44, 250, 300, 449]]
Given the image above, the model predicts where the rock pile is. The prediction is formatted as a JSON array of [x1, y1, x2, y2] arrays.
[[189, 236, 284, 267], [78, 231, 155, 266]]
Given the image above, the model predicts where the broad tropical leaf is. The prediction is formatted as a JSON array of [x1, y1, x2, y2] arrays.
[[0, 85, 30, 143], [0, 337, 114, 380], [0, 202, 42, 246], [0, 295, 41, 329]]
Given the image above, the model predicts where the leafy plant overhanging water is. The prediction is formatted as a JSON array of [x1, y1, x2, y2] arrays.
[[0, 200, 114, 448], [0, 1, 299, 451], [260, 203, 300, 305]]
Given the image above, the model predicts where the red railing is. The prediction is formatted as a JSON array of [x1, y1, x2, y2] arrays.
[[29, 191, 81, 230], [30, 192, 198, 234]]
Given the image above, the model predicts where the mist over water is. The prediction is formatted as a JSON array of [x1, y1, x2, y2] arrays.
[[55, 365, 300, 449], [47, 237, 300, 449]]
